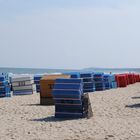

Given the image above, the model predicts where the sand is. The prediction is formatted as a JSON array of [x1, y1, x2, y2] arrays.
[[0, 83, 140, 140]]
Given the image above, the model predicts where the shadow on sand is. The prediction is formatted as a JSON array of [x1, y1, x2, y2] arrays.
[[24, 104, 54, 107], [131, 96, 140, 99], [126, 103, 140, 108], [30, 116, 82, 122]]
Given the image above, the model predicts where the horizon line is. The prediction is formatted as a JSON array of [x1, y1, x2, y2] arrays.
[[0, 66, 140, 70]]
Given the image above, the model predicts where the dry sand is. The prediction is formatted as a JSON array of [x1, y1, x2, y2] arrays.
[[0, 83, 140, 140]]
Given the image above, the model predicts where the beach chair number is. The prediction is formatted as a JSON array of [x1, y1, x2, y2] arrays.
[[19, 81, 25, 86]]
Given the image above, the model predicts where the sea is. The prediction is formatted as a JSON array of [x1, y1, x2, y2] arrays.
[[0, 67, 140, 75]]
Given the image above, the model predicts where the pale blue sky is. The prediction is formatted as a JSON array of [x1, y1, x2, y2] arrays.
[[0, 0, 140, 69]]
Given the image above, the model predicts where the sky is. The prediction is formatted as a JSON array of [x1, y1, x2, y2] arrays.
[[0, 0, 140, 69]]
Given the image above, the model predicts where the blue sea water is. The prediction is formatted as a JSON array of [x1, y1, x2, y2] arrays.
[[0, 67, 140, 74], [0, 67, 79, 74]]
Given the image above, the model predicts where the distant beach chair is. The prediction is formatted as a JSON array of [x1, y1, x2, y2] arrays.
[[11, 75, 36, 95], [40, 74, 70, 105], [0, 74, 11, 97]]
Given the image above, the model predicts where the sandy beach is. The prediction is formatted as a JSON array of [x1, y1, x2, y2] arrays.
[[0, 83, 140, 140]]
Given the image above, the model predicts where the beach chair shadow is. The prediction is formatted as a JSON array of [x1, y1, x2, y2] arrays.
[[125, 103, 140, 108], [131, 96, 140, 99], [31, 116, 82, 122], [25, 104, 54, 106], [26, 104, 41, 106]]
